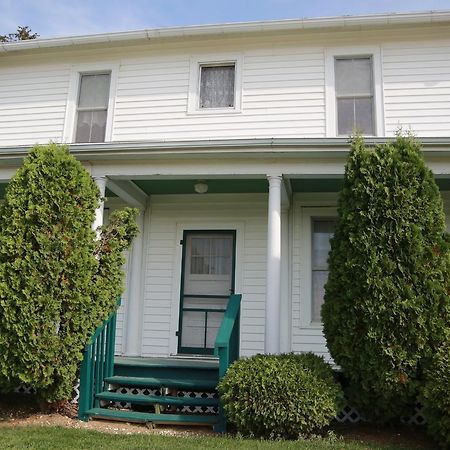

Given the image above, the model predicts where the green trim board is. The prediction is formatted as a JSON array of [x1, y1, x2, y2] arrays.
[[132, 179, 268, 195]]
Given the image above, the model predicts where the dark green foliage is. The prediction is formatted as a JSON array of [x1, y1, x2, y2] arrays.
[[0, 144, 138, 403], [421, 335, 450, 447], [218, 353, 343, 439], [93, 208, 139, 320], [322, 135, 450, 422]]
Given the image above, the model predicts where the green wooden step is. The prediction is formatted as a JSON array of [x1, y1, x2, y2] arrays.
[[87, 407, 219, 425], [105, 376, 218, 390], [96, 391, 218, 407]]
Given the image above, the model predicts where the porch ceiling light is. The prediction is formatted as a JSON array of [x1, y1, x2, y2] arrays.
[[194, 181, 208, 194]]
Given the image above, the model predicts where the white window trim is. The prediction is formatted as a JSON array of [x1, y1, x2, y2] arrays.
[[63, 62, 119, 143], [187, 53, 242, 115], [299, 206, 337, 329], [325, 46, 384, 137]]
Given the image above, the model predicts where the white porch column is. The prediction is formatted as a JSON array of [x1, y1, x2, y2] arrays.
[[124, 208, 146, 356], [265, 174, 282, 354], [93, 176, 107, 232]]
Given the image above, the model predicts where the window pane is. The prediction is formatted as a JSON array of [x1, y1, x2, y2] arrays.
[[200, 65, 235, 108], [355, 97, 374, 135], [337, 98, 354, 135], [181, 311, 206, 348], [75, 110, 107, 143], [312, 270, 329, 322], [335, 57, 372, 96], [190, 237, 232, 275], [311, 219, 338, 323], [78, 73, 111, 109], [312, 219, 336, 269]]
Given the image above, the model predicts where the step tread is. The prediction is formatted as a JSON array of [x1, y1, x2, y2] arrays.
[[115, 356, 219, 370], [97, 391, 218, 406], [105, 376, 218, 390], [87, 408, 219, 425]]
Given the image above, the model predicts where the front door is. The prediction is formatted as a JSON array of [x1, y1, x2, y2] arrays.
[[178, 230, 236, 355]]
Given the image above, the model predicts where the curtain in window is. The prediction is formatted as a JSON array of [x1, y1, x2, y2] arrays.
[[200, 65, 235, 108]]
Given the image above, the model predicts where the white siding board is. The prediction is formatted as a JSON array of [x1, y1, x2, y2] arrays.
[[0, 64, 69, 145], [383, 40, 450, 136]]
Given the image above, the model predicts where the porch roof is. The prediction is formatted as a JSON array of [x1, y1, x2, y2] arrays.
[[2, 137, 450, 165]]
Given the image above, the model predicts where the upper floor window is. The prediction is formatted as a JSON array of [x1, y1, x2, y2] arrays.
[[335, 57, 374, 136], [188, 54, 242, 114], [75, 73, 111, 143], [325, 46, 383, 137], [199, 64, 235, 109]]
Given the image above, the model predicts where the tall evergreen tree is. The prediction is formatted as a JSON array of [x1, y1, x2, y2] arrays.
[[0, 144, 137, 403], [322, 135, 450, 421]]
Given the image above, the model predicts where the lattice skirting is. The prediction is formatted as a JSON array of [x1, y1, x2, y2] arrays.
[[108, 386, 219, 415], [13, 379, 80, 404], [12, 382, 427, 425]]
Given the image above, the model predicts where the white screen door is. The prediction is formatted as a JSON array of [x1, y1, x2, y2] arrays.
[[178, 231, 236, 354]]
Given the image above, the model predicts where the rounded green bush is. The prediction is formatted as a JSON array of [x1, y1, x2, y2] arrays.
[[218, 353, 343, 439]]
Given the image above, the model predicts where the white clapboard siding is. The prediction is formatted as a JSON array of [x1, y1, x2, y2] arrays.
[[141, 194, 267, 357], [0, 66, 70, 146], [111, 46, 325, 141], [383, 40, 450, 136]]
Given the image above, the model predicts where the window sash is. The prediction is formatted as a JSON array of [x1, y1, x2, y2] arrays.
[[334, 56, 374, 136], [311, 218, 338, 323], [75, 72, 111, 143], [199, 64, 235, 109]]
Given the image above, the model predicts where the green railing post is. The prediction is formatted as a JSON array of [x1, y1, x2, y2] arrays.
[[214, 293, 242, 433], [78, 298, 121, 421]]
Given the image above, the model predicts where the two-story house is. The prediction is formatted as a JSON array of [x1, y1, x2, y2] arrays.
[[2, 13, 450, 420]]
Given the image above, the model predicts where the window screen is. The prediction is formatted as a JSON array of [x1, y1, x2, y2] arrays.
[[335, 57, 374, 135], [311, 218, 338, 323], [75, 73, 111, 143], [199, 65, 235, 108]]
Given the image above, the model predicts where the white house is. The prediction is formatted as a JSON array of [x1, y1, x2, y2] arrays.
[[2, 10, 450, 366]]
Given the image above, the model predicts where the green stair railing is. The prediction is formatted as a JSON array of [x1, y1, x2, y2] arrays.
[[214, 293, 242, 432], [78, 299, 120, 421]]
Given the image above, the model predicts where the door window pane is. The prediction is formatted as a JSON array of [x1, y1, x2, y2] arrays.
[[335, 57, 374, 135], [311, 219, 338, 322], [190, 236, 232, 275], [200, 65, 235, 108]]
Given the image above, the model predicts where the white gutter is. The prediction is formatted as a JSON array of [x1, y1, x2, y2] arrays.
[[1, 10, 450, 53]]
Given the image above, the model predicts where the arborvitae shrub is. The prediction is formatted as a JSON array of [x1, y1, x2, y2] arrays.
[[218, 353, 343, 439], [0, 144, 138, 403], [421, 338, 450, 449], [322, 135, 450, 422]]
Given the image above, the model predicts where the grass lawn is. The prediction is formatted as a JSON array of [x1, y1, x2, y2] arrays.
[[0, 426, 425, 450]]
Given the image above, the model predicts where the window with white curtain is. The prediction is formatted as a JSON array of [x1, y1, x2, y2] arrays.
[[335, 56, 374, 136], [75, 73, 111, 143], [199, 64, 235, 109], [311, 218, 338, 323]]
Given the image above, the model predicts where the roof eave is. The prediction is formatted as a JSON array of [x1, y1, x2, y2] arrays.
[[1, 10, 450, 54]]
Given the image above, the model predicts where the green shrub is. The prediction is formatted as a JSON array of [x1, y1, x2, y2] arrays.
[[322, 135, 450, 422], [218, 353, 343, 439], [421, 338, 450, 448], [0, 144, 138, 403]]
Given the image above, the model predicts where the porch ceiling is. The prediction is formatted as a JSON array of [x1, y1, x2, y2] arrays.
[[290, 178, 344, 192], [131, 179, 268, 195], [290, 177, 450, 193]]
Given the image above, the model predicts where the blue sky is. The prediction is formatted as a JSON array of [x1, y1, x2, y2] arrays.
[[1, 0, 450, 38]]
